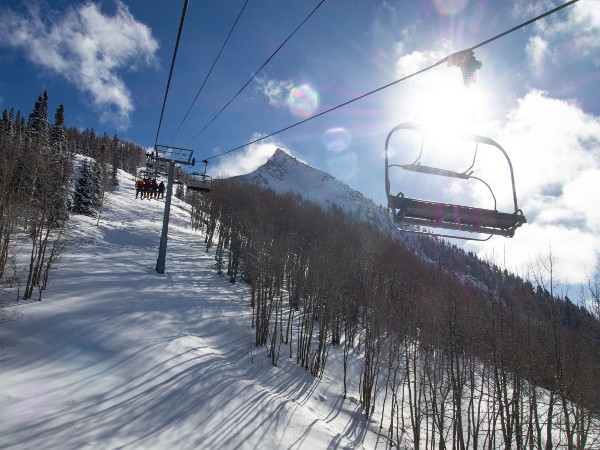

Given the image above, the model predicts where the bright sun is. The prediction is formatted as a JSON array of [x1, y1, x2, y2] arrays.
[[413, 80, 484, 134], [386, 74, 501, 208]]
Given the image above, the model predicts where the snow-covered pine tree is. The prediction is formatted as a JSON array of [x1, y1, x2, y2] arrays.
[[28, 91, 49, 148], [175, 182, 184, 200], [50, 104, 65, 155], [1, 108, 15, 136], [110, 135, 120, 187], [72, 158, 96, 216], [89, 158, 104, 211], [14, 111, 26, 144], [21, 92, 70, 300], [48, 104, 72, 225]]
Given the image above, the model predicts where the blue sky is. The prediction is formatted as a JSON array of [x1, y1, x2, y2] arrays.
[[1, 0, 599, 289]]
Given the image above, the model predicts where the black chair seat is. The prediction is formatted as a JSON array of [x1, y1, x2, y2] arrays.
[[389, 195, 526, 237]]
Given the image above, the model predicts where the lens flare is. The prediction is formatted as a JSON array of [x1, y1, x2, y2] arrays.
[[322, 127, 351, 152], [433, 0, 467, 16], [287, 84, 318, 117]]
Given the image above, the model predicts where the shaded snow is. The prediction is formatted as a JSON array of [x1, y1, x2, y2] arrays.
[[0, 168, 385, 449]]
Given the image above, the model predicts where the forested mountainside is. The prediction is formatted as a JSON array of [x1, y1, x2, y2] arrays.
[[232, 149, 597, 344], [187, 177, 600, 448], [0, 91, 146, 300]]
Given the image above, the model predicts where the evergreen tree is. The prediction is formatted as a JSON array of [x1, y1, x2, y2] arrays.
[[175, 182, 184, 200], [110, 134, 120, 186], [1, 109, 14, 135], [15, 113, 26, 144], [90, 158, 104, 210], [50, 104, 65, 155], [47, 104, 72, 225], [28, 91, 49, 148], [72, 159, 95, 216]]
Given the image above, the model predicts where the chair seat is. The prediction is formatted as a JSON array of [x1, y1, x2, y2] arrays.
[[389, 195, 526, 237]]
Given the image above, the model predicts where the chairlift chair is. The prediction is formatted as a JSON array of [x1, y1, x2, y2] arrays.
[[385, 122, 526, 241], [186, 172, 212, 193], [136, 168, 154, 182], [186, 159, 212, 193]]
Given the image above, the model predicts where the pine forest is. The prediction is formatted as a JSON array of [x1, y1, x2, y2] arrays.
[[0, 92, 146, 300]]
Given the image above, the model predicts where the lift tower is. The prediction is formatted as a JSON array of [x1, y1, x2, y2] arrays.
[[154, 145, 195, 274]]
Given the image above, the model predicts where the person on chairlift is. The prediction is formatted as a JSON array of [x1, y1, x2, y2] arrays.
[[151, 178, 159, 199], [135, 178, 145, 199], [144, 178, 152, 199]]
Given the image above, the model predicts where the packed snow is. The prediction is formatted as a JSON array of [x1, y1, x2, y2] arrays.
[[0, 167, 386, 449]]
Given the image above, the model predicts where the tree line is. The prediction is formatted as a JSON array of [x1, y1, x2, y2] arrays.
[[189, 178, 600, 449], [0, 91, 146, 301]]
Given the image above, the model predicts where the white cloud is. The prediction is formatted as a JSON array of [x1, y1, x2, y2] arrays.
[[210, 135, 294, 178], [518, 0, 600, 67], [255, 77, 293, 108], [394, 40, 453, 79], [0, 1, 158, 129], [525, 35, 550, 70], [467, 90, 600, 284]]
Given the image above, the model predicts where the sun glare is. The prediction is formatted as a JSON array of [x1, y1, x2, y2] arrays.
[[385, 73, 500, 210], [414, 81, 484, 135]]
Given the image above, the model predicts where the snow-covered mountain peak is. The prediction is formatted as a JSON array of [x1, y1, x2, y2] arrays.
[[268, 147, 296, 165], [233, 148, 376, 218], [256, 147, 325, 183]]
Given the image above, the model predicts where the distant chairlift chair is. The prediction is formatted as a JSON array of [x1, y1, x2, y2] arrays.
[[136, 168, 154, 183], [186, 160, 212, 193], [186, 173, 212, 192], [385, 122, 526, 241]]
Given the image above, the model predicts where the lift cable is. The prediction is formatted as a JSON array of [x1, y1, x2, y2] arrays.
[[470, 0, 580, 52], [169, 0, 250, 145], [153, 0, 190, 151], [205, 61, 442, 160], [185, 0, 328, 147], [205, 0, 581, 161]]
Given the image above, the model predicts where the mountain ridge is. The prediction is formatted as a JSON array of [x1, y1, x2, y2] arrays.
[[231, 148, 392, 231], [225, 149, 521, 293]]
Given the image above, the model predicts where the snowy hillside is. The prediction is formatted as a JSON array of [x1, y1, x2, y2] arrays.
[[232, 148, 392, 230], [0, 169, 384, 449]]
